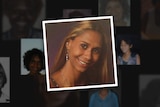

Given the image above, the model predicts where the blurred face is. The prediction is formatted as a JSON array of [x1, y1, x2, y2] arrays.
[[105, 1, 123, 21], [120, 40, 132, 53], [29, 55, 42, 74], [66, 30, 102, 73], [7, 0, 35, 32]]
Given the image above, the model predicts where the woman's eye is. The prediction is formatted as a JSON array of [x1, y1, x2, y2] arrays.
[[81, 44, 88, 49], [92, 48, 101, 54]]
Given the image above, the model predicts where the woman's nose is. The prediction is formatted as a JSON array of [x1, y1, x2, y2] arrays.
[[84, 50, 92, 61]]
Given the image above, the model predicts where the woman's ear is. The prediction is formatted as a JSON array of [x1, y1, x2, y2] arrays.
[[65, 40, 72, 50]]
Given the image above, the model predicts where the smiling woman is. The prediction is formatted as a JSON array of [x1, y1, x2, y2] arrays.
[[23, 48, 45, 75], [43, 16, 117, 91]]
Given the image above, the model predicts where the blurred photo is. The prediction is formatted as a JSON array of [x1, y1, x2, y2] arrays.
[[89, 87, 119, 107], [116, 34, 141, 65], [141, 0, 160, 40], [139, 74, 160, 107], [21, 38, 44, 75], [2, 0, 45, 40], [20, 39, 46, 107], [98, 0, 130, 27], [0, 57, 10, 103]]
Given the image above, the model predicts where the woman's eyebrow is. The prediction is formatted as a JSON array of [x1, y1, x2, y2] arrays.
[[80, 41, 88, 44], [80, 41, 102, 48]]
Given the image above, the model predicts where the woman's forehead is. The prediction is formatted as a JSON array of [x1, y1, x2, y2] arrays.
[[73, 30, 102, 46]]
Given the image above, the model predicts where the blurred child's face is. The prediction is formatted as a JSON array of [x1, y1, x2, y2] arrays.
[[120, 40, 132, 53]]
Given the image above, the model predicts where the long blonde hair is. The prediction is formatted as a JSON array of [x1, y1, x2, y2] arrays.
[[50, 19, 113, 84]]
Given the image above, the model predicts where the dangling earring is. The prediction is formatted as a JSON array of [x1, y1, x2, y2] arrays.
[[65, 42, 69, 61], [66, 52, 69, 61]]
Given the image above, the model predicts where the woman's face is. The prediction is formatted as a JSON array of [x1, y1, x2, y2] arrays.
[[29, 55, 42, 74], [120, 40, 132, 53], [105, 1, 123, 21], [66, 30, 102, 73]]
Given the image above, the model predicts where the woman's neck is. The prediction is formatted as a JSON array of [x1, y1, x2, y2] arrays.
[[60, 62, 81, 87], [123, 51, 131, 61], [123, 51, 131, 59]]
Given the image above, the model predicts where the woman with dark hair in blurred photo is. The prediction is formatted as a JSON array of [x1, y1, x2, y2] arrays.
[[23, 48, 45, 76], [117, 37, 140, 65], [20, 48, 46, 107]]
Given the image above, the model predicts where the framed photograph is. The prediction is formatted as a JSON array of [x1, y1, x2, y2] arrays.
[[42, 16, 118, 91], [116, 34, 141, 65], [98, 0, 131, 27], [20, 38, 45, 75]]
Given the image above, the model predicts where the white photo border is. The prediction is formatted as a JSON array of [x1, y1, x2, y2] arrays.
[[42, 16, 118, 91]]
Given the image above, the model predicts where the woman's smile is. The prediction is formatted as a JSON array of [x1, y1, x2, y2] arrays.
[[78, 57, 91, 67]]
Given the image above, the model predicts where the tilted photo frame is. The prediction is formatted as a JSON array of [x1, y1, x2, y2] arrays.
[[42, 16, 118, 91]]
